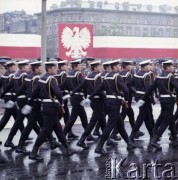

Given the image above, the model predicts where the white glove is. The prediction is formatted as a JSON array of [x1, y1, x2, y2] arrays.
[[21, 105, 32, 115], [5, 100, 15, 109], [80, 98, 91, 107], [137, 100, 145, 108], [62, 94, 70, 100]]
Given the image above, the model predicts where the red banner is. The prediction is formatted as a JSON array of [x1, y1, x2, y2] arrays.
[[58, 24, 93, 60]]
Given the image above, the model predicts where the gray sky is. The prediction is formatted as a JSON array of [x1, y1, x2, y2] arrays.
[[1, 0, 178, 14]]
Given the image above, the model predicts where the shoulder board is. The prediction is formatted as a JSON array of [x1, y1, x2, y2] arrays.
[[105, 73, 118, 80], [1, 73, 14, 79], [13, 73, 27, 79], [39, 76, 54, 84], [67, 71, 80, 78], [85, 74, 100, 81], [157, 73, 173, 79]]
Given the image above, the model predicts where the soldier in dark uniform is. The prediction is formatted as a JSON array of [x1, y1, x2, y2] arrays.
[[174, 71, 178, 133], [62, 59, 89, 138], [129, 60, 154, 143], [93, 61, 111, 137], [27, 61, 74, 161], [70, 60, 106, 149], [2, 60, 39, 148], [141, 60, 178, 150], [89, 59, 137, 155], [54, 60, 78, 139], [0, 61, 25, 136], [14, 61, 58, 154]]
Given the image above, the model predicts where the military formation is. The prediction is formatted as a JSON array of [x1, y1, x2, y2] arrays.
[[0, 57, 178, 162]]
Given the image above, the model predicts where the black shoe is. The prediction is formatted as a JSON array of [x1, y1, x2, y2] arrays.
[[134, 131, 145, 139], [68, 132, 79, 139], [150, 141, 162, 150], [50, 141, 61, 150], [0, 141, 2, 145], [29, 147, 43, 162], [95, 148, 108, 155], [127, 142, 138, 150], [110, 134, 121, 141], [93, 131, 101, 137], [4, 141, 15, 149], [66, 147, 76, 156], [77, 140, 89, 149], [86, 135, 97, 141], [128, 137, 135, 144], [170, 140, 178, 147], [27, 137, 33, 141], [106, 139, 118, 146], [16, 146, 30, 155]]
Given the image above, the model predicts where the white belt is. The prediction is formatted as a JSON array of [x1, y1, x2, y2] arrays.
[[136, 91, 145, 94], [87, 95, 100, 99], [17, 95, 26, 98], [5, 93, 16, 96], [160, 94, 176, 98], [106, 95, 123, 99], [73, 92, 84, 95], [28, 98, 41, 101], [42, 99, 58, 103]]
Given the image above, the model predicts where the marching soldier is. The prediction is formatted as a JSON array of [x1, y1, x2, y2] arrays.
[[0, 61, 24, 135], [140, 60, 178, 150], [2, 60, 39, 148], [93, 61, 111, 137], [14, 61, 58, 154], [71, 60, 106, 149], [27, 61, 74, 161], [54, 60, 78, 139], [89, 59, 137, 155], [129, 60, 154, 143], [62, 59, 89, 139]]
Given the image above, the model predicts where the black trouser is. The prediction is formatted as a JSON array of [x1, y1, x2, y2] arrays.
[[0, 98, 24, 132], [130, 101, 154, 138], [58, 100, 69, 124], [82, 101, 106, 137], [18, 102, 44, 145], [155, 102, 177, 140], [97, 103, 129, 146], [64, 104, 88, 133], [33, 104, 68, 148], [174, 106, 178, 131], [6, 99, 40, 142]]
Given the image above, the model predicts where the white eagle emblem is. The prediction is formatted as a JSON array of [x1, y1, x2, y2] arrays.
[[61, 26, 91, 58]]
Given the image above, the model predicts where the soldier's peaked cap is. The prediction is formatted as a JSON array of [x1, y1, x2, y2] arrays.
[[57, 60, 68, 64], [139, 60, 150, 66], [122, 61, 133, 66], [6, 60, 16, 66], [89, 60, 101, 66], [17, 60, 29, 66], [110, 59, 121, 66], [44, 61, 58, 66], [102, 61, 111, 66], [162, 60, 174, 65], [29, 61, 42, 66], [70, 59, 82, 64]]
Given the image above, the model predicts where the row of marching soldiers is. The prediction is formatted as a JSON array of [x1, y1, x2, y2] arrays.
[[0, 58, 178, 162]]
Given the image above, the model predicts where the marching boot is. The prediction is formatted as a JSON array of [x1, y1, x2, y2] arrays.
[[16, 141, 30, 155], [150, 136, 162, 150], [0, 141, 2, 145], [128, 133, 135, 144], [29, 147, 43, 162], [68, 131, 79, 139], [95, 141, 108, 155], [63, 143, 75, 156], [110, 134, 121, 141], [134, 131, 145, 139], [27, 137, 33, 141], [106, 138, 118, 146], [126, 139, 139, 150], [93, 130, 101, 137], [4, 137, 15, 149], [50, 141, 61, 150], [77, 135, 89, 149], [86, 134, 97, 141]]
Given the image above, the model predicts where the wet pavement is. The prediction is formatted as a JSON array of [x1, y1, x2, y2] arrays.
[[0, 104, 178, 179]]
